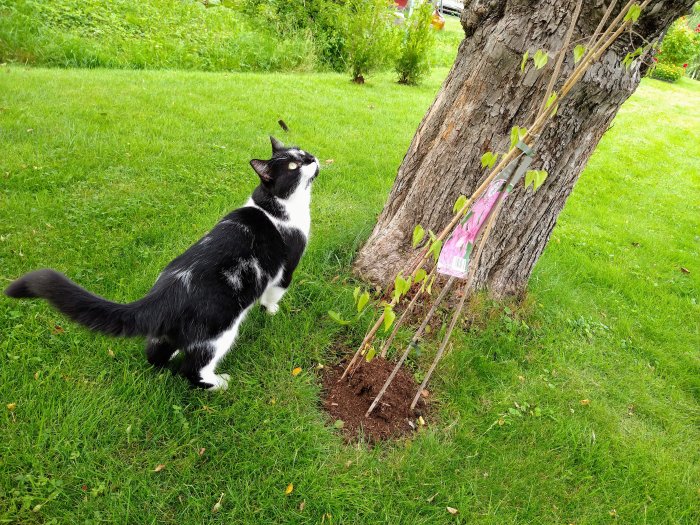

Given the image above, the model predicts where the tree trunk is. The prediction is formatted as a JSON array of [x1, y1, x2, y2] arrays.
[[354, 0, 693, 297]]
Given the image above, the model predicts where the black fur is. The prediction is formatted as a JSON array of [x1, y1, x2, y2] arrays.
[[5, 137, 319, 389]]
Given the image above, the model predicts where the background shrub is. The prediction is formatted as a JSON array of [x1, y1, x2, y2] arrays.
[[649, 62, 686, 82], [395, 1, 435, 85], [650, 9, 700, 82], [342, 0, 400, 83]]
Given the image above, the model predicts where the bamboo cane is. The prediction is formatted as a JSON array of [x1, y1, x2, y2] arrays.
[[365, 277, 456, 417], [409, 181, 511, 410]]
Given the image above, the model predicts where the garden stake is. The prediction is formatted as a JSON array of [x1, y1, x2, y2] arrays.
[[410, 176, 513, 410], [536, 0, 583, 119], [587, 0, 618, 50], [365, 276, 456, 417]]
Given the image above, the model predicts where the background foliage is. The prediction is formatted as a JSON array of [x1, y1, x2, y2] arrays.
[[650, 5, 700, 81], [0, 0, 452, 82]]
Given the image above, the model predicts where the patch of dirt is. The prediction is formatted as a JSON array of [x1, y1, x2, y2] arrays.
[[322, 357, 427, 443]]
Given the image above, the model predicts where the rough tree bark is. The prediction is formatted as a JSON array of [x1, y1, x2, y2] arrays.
[[354, 0, 693, 297]]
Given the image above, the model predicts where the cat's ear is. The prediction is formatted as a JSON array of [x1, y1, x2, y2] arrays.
[[270, 135, 285, 153], [250, 159, 273, 183]]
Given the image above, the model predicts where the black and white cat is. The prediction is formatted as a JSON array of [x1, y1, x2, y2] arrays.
[[5, 136, 319, 390]]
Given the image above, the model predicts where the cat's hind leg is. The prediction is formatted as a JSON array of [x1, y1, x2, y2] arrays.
[[180, 308, 250, 390], [260, 285, 286, 315], [180, 342, 231, 390], [145, 337, 178, 368]]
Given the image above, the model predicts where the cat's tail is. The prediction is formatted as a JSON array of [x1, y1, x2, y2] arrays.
[[4, 269, 153, 337]]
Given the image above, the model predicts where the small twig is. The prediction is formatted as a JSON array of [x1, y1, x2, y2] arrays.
[[365, 277, 456, 417]]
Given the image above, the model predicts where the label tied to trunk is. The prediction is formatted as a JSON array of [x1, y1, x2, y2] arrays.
[[437, 149, 532, 279]]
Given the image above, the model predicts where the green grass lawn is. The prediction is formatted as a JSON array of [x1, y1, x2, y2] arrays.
[[1, 67, 699, 524]]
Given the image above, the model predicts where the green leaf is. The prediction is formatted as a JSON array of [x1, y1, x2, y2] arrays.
[[525, 170, 548, 192], [383, 305, 396, 332], [520, 50, 529, 72], [624, 3, 641, 22], [393, 274, 412, 302], [353, 286, 360, 303], [414, 268, 427, 284], [426, 274, 436, 295], [412, 224, 425, 248], [573, 44, 586, 63], [428, 239, 443, 262], [328, 310, 351, 325], [453, 194, 468, 214], [333, 419, 345, 429], [533, 50, 549, 69], [545, 92, 557, 109], [357, 291, 370, 313], [480, 151, 498, 169], [365, 346, 376, 362], [510, 126, 528, 150], [622, 47, 643, 69]]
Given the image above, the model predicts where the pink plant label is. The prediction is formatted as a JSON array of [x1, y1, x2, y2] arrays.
[[437, 173, 512, 279]]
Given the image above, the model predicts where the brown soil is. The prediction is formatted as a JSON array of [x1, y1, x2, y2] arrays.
[[321, 357, 427, 443]]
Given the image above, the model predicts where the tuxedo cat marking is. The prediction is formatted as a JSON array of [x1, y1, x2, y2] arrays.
[[5, 136, 319, 390]]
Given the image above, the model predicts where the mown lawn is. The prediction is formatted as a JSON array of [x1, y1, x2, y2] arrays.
[[1, 67, 699, 524]]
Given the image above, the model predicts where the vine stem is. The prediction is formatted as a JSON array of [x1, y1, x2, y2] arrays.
[[365, 277, 456, 417], [536, 0, 584, 119], [409, 180, 511, 410], [379, 266, 436, 359]]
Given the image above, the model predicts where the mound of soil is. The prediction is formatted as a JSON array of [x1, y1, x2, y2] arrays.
[[322, 357, 427, 443]]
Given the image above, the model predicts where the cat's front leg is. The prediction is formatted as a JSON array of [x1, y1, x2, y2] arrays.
[[260, 285, 287, 315]]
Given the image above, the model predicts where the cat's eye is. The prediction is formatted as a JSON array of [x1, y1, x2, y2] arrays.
[[288, 162, 298, 170]]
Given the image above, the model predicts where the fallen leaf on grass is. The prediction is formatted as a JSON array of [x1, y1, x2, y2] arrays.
[[198, 448, 206, 457], [680, 267, 690, 274], [292, 367, 302, 377], [212, 492, 224, 513], [417, 416, 426, 426], [580, 399, 590, 406], [7, 403, 16, 411], [333, 420, 345, 429], [325, 159, 334, 164], [299, 500, 306, 511], [108, 349, 115, 358], [285, 483, 294, 495], [153, 464, 166, 472], [51, 324, 64, 335], [420, 389, 430, 398], [446, 506, 459, 515], [426, 492, 438, 503]]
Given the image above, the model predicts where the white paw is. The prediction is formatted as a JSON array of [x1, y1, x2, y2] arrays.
[[207, 373, 230, 391], [264, 303, 279, 315]]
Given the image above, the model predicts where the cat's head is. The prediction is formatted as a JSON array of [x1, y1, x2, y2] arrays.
[[250, 136, 319, 199]]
